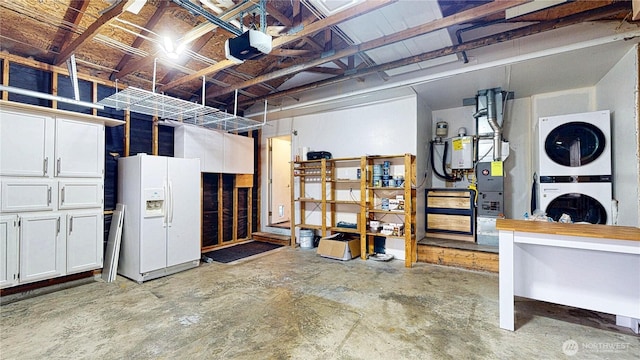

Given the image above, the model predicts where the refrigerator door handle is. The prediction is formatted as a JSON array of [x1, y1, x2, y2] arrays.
[[163, 182, 168, 228], [168, 180, 174, 226]]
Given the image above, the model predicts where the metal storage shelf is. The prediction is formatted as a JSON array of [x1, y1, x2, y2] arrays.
[[98, 87, 264, 132]]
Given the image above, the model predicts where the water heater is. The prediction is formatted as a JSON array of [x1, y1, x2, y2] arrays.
[[451, 136, 474, 170]]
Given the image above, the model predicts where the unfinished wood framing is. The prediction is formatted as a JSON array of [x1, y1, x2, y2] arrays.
[[201, 172, 254, 252], [417, 244, 498, 273]]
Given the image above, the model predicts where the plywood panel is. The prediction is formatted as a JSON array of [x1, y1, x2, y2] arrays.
[[427, 214, 470, 232]]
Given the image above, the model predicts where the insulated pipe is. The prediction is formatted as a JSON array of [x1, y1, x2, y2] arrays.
[[486, 89, 502, 161], [0, 85, 104, 110]]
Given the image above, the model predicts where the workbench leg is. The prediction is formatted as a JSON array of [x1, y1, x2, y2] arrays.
[[499, 230, 515, 331]]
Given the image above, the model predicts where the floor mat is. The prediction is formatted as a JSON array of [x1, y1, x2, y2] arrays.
[[202, 241, 283, 264]]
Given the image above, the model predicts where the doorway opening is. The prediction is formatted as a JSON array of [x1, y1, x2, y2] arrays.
[[268, 135, 291, 228]]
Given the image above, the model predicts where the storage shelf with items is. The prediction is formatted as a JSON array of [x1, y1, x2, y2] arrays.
[[326, 157, 365, 238], [290, 154, 416, 267], [290, 158, 332, 245], [364, 154, 416, 267]]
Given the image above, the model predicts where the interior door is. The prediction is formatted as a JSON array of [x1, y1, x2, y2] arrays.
[[166, 158, 201, 267], [269, 136, 291, 226]]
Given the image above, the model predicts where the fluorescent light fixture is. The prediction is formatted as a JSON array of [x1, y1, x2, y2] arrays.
[[125, 0, 147, 14], [506, 0, 568, 19]]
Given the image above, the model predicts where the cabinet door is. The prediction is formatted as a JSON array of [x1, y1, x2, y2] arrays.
[[66, 210, 103, 274], [58, 180, 103, 210], [55, 118, 104, 178], [223, 133, 254, 174], [1, 179, 56, 212], [19, 213, 64, 283], [0, 110, 54, 177], [0, 215, 19, 289]]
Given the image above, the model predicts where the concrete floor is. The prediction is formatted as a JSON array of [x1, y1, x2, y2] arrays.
[[1, 247, 638, 359]]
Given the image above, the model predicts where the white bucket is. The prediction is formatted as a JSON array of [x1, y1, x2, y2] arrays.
[[300, 229, 314, 249]]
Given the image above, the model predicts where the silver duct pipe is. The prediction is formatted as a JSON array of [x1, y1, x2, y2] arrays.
[[486, 89, 502, 161]]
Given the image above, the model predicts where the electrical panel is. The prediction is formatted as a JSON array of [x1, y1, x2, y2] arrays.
[[450, 136, 474, 170]]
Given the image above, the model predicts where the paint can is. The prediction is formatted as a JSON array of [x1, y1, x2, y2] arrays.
[[373, 164, 382, 176], [373, 175, 381, 187], [299, 229, 314, 249], [381, 198, 389, 210]]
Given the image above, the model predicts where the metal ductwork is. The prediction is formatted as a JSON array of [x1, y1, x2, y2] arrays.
[[486, 88, 502, 161]]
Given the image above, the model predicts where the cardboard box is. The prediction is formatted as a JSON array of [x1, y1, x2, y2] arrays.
[[317, 235, 361, 260]]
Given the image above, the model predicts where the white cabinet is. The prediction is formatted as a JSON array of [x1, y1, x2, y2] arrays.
[[0, 215, 19, 289], [58, 180, 102, 209], [174, 124, 254, 174], [1, 179, 56, 212], [19, 213, 64, 283], [223, 133, 254, 174], [0, 110, 54, 177], [55, 118, 104, 178], [0, 104, 106, 288], [66, 210, 103, 274]]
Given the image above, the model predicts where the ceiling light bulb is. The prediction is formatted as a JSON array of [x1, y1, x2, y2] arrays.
[[164, 36, 174, 53]]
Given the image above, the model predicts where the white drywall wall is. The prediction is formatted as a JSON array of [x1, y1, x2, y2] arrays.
[[596, 45, 640, 226], [261, 95, 420, 257]]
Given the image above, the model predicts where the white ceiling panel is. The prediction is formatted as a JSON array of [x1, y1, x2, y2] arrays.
[[312, 0, 458, 77]]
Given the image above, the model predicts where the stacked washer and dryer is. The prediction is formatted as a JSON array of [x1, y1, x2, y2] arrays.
[[537, 110, 613, 224]]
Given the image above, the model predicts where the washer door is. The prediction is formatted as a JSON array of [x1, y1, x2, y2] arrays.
[[545, 193, 607, 224], [544, 122, 606, 167]]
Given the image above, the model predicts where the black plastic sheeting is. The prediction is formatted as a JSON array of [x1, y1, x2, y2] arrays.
[[57, 75, 92, 114], [251, 130, 259, 234], [202, 173, 219, 248], [237, 188, 248, 239], [222, 174, 234, 242], [8, 63, 52, 107]]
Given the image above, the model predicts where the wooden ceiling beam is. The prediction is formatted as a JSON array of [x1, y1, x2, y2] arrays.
[[271, 48, 317, 57], [159, 0, 398, 92], [266, 3, 292, 27], [204, 0, 531, 100], [113, 0, 254, 81], [54, 0, 136, 66], [109, 2, 168, 81], [305, 67, 344, 75], [239, 1, 628, 107], [54, 1, 90, 53]]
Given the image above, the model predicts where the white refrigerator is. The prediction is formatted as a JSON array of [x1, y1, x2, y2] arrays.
[[117, 154, 201, 283]]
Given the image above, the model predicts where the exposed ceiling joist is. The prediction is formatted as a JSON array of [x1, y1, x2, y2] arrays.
[[159, 0, 398, 92], [239, 1, 631, 107], [54, 0, 136, 66], [109, 2, 168, 81], [634, 0, 640, 20], [205, 0, 531, 100], [54, 0, 90, 53]]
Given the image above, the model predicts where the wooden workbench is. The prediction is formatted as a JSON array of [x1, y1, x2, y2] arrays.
[[496, 219, 640, 333]]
